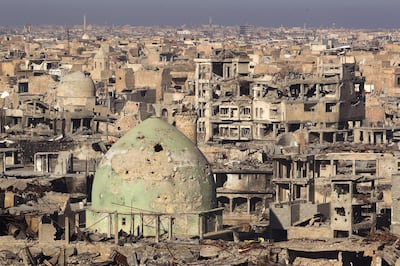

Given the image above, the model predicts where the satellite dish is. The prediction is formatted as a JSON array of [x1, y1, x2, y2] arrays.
[[1, 91, 9, 99]]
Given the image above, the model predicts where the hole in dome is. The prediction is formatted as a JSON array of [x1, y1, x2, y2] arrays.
[[154, 144, 163, 152]]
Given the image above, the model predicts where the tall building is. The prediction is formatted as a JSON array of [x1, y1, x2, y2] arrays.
[[239, 25, 254, 39]]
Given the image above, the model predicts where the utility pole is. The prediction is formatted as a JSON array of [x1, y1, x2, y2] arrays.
[[66, 27, 70, 55]]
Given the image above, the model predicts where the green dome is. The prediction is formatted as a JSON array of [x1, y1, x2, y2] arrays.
[[91, 117, 216, 215]]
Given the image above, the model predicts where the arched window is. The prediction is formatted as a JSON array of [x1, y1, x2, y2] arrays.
[[232, 197, 247, 213], [250, 197, 263, 213], [161, 109, 168, 118], [217, 196, 230, 212]]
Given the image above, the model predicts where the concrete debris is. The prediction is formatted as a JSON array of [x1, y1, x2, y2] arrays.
[[0, 21, 400, 265]]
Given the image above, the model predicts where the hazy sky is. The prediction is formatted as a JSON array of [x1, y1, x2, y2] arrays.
[[1, 0, 399, 28]]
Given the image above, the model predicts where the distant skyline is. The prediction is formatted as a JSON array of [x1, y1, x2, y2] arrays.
[[0, 0, 399, 29]]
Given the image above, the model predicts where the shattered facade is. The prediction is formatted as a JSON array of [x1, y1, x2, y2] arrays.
[[0, 23, 400, 265]]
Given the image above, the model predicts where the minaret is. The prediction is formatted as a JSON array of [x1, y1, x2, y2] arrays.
[[175, 111, 198, 145], [82, 15, 90, 40], [83, 15, 87, 34]]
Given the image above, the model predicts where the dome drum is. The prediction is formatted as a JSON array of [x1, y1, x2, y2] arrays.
[[87, 207, 223, 239]]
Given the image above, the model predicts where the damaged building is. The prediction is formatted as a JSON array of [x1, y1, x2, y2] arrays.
[[1, 23, 400, 265]]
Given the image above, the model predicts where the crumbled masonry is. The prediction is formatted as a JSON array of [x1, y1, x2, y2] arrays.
[[0, 23, 399, 264]]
